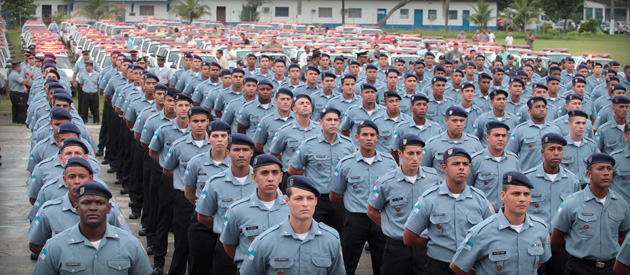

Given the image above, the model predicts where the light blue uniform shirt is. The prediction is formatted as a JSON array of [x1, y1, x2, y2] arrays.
[[368, 166, 440, 240], [325, 94, 362, 118], [506, 120, 561, 171], [239, 218, 346, 275], [140, 110, 171, 145], [473, 110, 520, 147], [467, 148, 520, 211], [9, 70, 25, 92], [293, 83, 322, 96], [170, 68, 187, 87], [340, 103, 386, 147], [254, 111, 295, 153], [200, 84, 228, 112], [611, 146, 630, 205], [220, 190, 290, 267], [329, 151, 397, 213], [390, 119, 442, 151], [561, 136, 598, 186], [182, 75, 204, 96], [404, 183, 494, 262], [195, 166, 256, 234], [151, 65, 173, 85], [192, 78, 221, 104], [163, 134, 211, 191], [504, 97, 527, 119], [552, 187, 630, 261], [34, 224, 152, 275], [237, 100, 277, 138], [27, 155, 101, 200], [214, 87, 243, 112], [289, 132, 355, 194], [72, 59, 101, 75], [310, 90, 340, 120], [421, 131, 483, 181], [524, 164, 580, 229], [125, 95, 153, 123], [148, 120, 190, 167], [183, 151, 230, 199], [222, 97, 250, 132], [77, 71, 100, 94], [28, 177, 107, 221], [426, 93, 456, 127], [553, 114, 594, 140], [456, 103, 485, 134], [133, 105, 159, 134], [517, 104, 560, 124], [595, 120, 627, 154], [28, 135, 94, 173], [175, 70, 201, 91], [372, 113, 411, 153], [452, 210, 552, 275], [269, 120, 321, 172], [617, 234, 630, 266]]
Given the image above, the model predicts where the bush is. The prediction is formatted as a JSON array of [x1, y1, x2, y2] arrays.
[[580, 31, 593, 36], [546, 29, 559, 35], [568, 31, 579, 36], [579, 18, 598, 33]]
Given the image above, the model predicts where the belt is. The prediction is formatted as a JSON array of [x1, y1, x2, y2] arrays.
[[571, 256, 615, 269], [428, 257, 451, 269], [386, 237, 405, 246]]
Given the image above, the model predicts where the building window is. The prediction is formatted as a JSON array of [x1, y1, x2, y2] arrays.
[[400, 9, 409, 19], [348, 8, 361, 18], [276, 7, 289, 17], [449, 10, 457, 20], [139, 6, 154, 16], [319, 7, 332, 18], [57, 5, 68, 15], [42, 5, 52, 16], [428, 9, 437, 20]]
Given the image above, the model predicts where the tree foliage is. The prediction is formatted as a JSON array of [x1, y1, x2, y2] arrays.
[[172, 0, 211, 23], [376, 0, 412, 27], [74, 0, 125, 21], [505, 0, 540, 32], [539, 0, 584, 30], [239, 0, 271, 22], [1, 0, 38, 28], [465, 0, 495, 30]]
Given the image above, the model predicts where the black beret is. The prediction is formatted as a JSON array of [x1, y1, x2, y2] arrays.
[[444, 59, 453, 65], [277, 87, 294, 98], [294, 94, 312, 103], [486, 121, 510, 132], [532, 83, 548, 90], [144, 73, 159, 82], [425, 52, 435, 57], [246, 53, 257, 59], [479, 73, 493, 80], [200, 61, 210, 67], [157, 55, 166, 60], [53, 92, 73, 103], [405, 74, 417, 80], [348, 60, 360, 66], [432, 76, 447, 84], [321, 72, 336, 79], [587, 153, 615, 168], [231, 68, 245, 75], [379, 53, 388, 58], [572, 78, 586, 85], [465, 61, 476, 68], [76, 181, 112, 199], [361, 83, 377, 92], [567, 109, 588, 119], [257, 79, 273, 88], [612, 96, 630, 105], [461, 82, 475, 91], [365, 64, 377, 71], [60, 138, 89, 155], [549, 66, 562, 73], [166, 88, 179, 99], [541, 133, 567, 146], [546, 75, 560, 82], [510, 78, 525, 86], [445, 106, 468, 118], [206, 120, 231, 134], [613, 84, 627, 92], [273, 58, 285, 64], [527, 96, 547, 108], [187, 106, 209, 117], [609, 60, 620, 66], [341, 74, 356, 82], [394, 58, 405, 64], [492, 67, 505, 74], [154, 84, 168, 91], [220, 69, 232, 76], [121, 58, 133, 64], [48, 83, 64, 91], [333, 56, 345, 62], [306, 65, 320, 74], [434, 65, 445, 72], [50, 107, 72, 120], [565, 94, 582, 102], [452, 68, 464, 76], [489, 89, 508, 99], [243, 77, 258, 84], [57, 122, 81, 135], [357, 119, 378, 132], [319, 107, 341, 119], [443, 147, 471, 162], [502, 171, 533, 189], [516, 70, 528, 77], [384, 91, 401, 100], [192, 54, 203, 61], [398, 134, 425, 148], [175, 93, 193, 103], [131, 64, 144, 71], [288, 63, 301, 70], [228, 133, 254, 147], [287, 175, 320, 197], [253, 154, 283, 169], [411, 94, 429, 103], [415, 60, 426, 67], [65, 156, 93, 174], [475, 54, 486, 60]]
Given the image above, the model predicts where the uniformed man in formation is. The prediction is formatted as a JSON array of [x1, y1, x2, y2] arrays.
[[23, 32, 630, 275]]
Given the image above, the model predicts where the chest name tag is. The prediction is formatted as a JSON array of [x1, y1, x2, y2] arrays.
[[492, 251, 507, 256], [222, 198, 233, 202], [581, 213, 594, 216], [432, 213, 446, 217], [531, 194, 542, 198], [275, 258, 290, 261], [246, 226, 259, 230], [66, 263, 81, 266], [392, 197, 404, 202], [350, 176, 360, 180]]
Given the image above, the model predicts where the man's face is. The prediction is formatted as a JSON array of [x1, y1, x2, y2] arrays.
[[175, 100, 191, 119], [285, 187, 317, 222], [349, 64, 359, 75], [164, 96, 175, 113], [432, 82, 445, 95], [532, 88, 547, 98], [259, 58, 270, 69], [594, 65, 602, 75], [342, 79, 356, 95], [184, 57, 192, 68], [566, 61, 574, 71], [551, 70, 561, 78], [232, 73, 244, 89], [572, 83, 585, 95], [465, 65, 476, 76], [53, 100, 72, 112], [253, 164, 283, 196], [478, 78, 490, 92], [613, 103, 629, 119], [577, 68, 588, 76], [486, 128, 508, 152], [333, 60, 344, 71], [394, 62, 404, 73], [509, 83, 523, 97], [528, 102, 547, 121], [221, 75, 232, 87], [154, 89, 165, 106], [565, 99, 582, 111], [446, 116, 466, 136], [411, 100, 428, 118], [158, 59, 165, 67], [56, 133, 79, 146], [83, 53, 90, 61], [356, 127, 377, 151], [414, 64, 425, 76], [491, 94, 507, 111], [75, 195, 111, 228], [378, 56, 388, 67], [501, 185, 530, 215], [319, 113, 340, 135], [131, 69, 142, 83], [243, 82, 257, 97], [210, 66, 220, 79], [247, 56, 257, 67], [64, 166, 93, 191], [461, 87, 475, 102], [398, 145, 422, 171], [258, 85, 272, 101], [542, 143, 563, 168], [200, 65, 211, 79], [547, 80, 559, 94], [451, 72, 462, 85], [59, 146, 87, 164], [144, 78, 157, 97], [292, 98, 312, 116], [425, 56, 434, 66], [273, 62, 285, 75], [208, 131, 229, 151], [322, 77, 335, 91], [51, 119, 71, 135], [306, 71, 319, 84], [386, 73, 398, 87], [523, 67, 533, 78], [569, 116, 587, 137], [475, 57, 485, 68], [493, 72, 504, 83], [405, 77, 417, 90], [275, 94, 293, 112], [289, 68, 301, 80], [444, 64, 453, 72], [361, 89, 376, 104], [588, 163, 613, 189], [441, 156, 470, 184], [366, 69, 377, 82], [320, 57, 330, 68], [192, 59, 202, 70], [228, 144, 253, 169], [189, 114, 209, 137], [384, 96, 401, 114]]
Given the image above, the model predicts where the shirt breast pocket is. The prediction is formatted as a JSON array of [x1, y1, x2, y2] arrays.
[[312, 155, 329, 170], [561, 156, 575, 167], [435, 154, 444, 165], [60, 262, 87, 274], [527, 246, 544, 270], [107, 259, 132, 274], [467, 214, 483, 226], [242, 226, 265, 242], [389, 198, 407, 216], [608, 212, 625, 238], [576, 213, 597, 239], [606, 140, 619, 152], [488, 250, 511, 273], [219, 198, 235, 210], [269, 258, 295, 272], [523, 137, 536, 150], [287, 139, 300, 150], [529, 194, 545, 213], [429, 214, 451, 236], [312, 256, 333, 274], [476, 173, 494, 188], [617, 170, 630, 184], [348, 176, 364, 193]]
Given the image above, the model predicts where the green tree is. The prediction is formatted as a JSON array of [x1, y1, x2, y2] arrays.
[[74, 0, 125, 21], [239, 0, 271, 22], [465, 0, 495, 30], [50, 11, 70, 24], [172, 0, 211, 24], [506, 0, 540, 32], [1, 0, 38, 28], [376, 0, 412, 27], [539, 0, 584, 31]]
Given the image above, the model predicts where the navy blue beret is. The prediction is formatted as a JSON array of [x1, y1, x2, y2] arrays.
[[387, 68, 400, 76], [76, 181, 112, 199], [549, 66, 562, 72], [607, 76, 619, 84], [294, 94, 312, 103], [220, 69, 232, 76], [502, 171, 533, 189], [228, 133, 254, 147], [394, 58, 405, 64], [510, 78, 525, 86], [175, 93, 193, 103], [306, 65, 320, 74], [532, 83, 548, 90], [50, 107, 72, 120], [565, 94, 582, 102], [490, 89, 508, 99], [358, 119, 378, 132], [405, 74, 417, 80], [187, 106, 209, 117], [361, 83, 377, 92], [131, 65, 144, 71], [206, 120, 231, 134], [287, 175, 320, 197], [384, 91, 401, 100], [546, 75, 560, 82], [65, 156, 93, 174], [461, 82, 475, 91], [243, 77, 258, 84], [52, 92, 73, 103], [144, 73, 159, 82], [320, 107, 341, 119], [577, 64, 588, 70], [184, 53, 193, 59], [523, 64, 534, 70], [257, 79, 273, 88], [444, 59, 453, 65], [432, 76, 447, 84], [434, 65, 445, 72], [273, 58, 285, 64], [486, 121, 510, 132], [365, 64, 377, 71], [411, 94, 429, 103], [154, 84, 168, 91], [45, 78, 59, 84], [60, 138, 89, 155], [415, 60, 426, 67], [288, 63, 301, 70], [475, 54, 486, 60], [200, 61, 210, 67], [277, 87, 293, 98], [321, 72, 336, 79], [192, 54, 203, 61], [398, 134, 425, 148], [445, 106, 468, 118], [425, 52, 435, 57], [609, 60, 620, 66], [443, 147, 471, 162], [613, 84, 627, 92], [492, 67, 505, 74], [541, 133, 567, 146], [515, 70, 527, 77], [587, 153, 615, 167], [231, 68, 245, 75], [572, 78, 586, 85], [334, 56, 345, 62], [479, 73, 492, 80], [121, 58, 133, 64], [246, 53, 257, 59], [341, 74, 356, 82], [253, 154, 282, 169], [527, 96, 547, 108], [465, 61, 476, 68], [565, 57, 575, 62], [57, 122, 81, 135], [567, 109, 588, 119], [452, 68, 464, 76], [379, 53, 388, 58], [166, 88, 179, 98], [612, 96, 630, 105], [348, 60, 360, 66]]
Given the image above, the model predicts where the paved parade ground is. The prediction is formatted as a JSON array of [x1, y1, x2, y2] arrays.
[[0, 118, 374, 274]]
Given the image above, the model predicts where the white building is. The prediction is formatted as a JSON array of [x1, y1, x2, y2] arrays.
[[34, 0, 497, 31], [584, 0, 630, 22]]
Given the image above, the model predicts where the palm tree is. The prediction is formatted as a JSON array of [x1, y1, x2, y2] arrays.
[[51, 11, 70, 24], [172, 0, 211, 24], [74, 0, 125, 21], [465, 0, 494, 30], [506, 0, 540, 32], [376, 0, 412, 27]]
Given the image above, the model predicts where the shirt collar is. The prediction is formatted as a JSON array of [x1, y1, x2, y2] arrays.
[[67, 223, 120, 245], [437, 182, 473, 200], [203, 152, 231, 166], [279, 218, 323, 242], [247, 189, 287, 211], [317, 131, 341, 145], [533, 163, 568, 182], [496, 209, 534, 232], [482, 147, 507, 162], [583, 186, 618, 202], [395, 166, 425, 183], [355, 150, 384, 164], [62, 193, 77, 213], [224, 166, 254, 186]]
